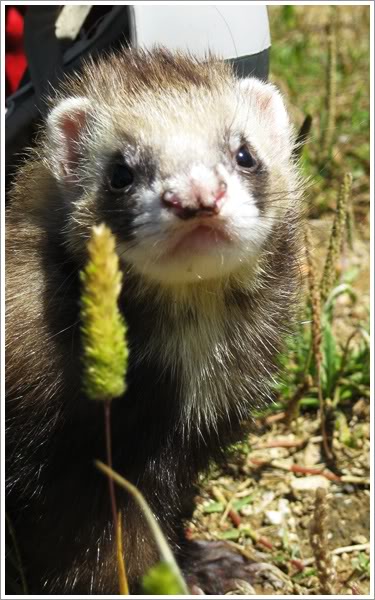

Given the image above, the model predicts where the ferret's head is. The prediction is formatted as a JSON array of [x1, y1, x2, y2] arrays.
[[46, 49, 300, 285]]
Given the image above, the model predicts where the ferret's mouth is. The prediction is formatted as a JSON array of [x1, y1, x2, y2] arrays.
[[168, 223, 232, 256], [122, 219, 242, 283]]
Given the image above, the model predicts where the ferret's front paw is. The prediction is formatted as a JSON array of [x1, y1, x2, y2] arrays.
[[182, 540, 292, 595]]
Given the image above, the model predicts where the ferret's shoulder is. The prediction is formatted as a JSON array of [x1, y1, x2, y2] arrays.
[[7, 153, 56, 221]]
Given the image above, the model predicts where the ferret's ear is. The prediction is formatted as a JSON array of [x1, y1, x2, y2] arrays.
[[238, 78, 292, 157], [47, 97, 92, 181]]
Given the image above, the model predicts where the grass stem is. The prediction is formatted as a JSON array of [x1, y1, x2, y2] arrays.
[[104, 400, 118, 532]]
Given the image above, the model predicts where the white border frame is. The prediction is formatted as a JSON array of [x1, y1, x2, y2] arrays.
[[1, 2, 373, 599]]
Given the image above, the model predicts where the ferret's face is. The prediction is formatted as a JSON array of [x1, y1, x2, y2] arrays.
[[47, 53, 298, 285]]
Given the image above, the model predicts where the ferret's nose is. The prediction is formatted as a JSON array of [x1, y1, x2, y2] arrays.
[[162, 181, 227, 220]]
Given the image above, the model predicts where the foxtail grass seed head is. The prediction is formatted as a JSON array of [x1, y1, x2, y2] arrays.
[[80, 224, 128, 401], [305, 225, 333, 460], [304, 225, 322, 366], [321, 10, 337, 159], [309, 488, 336, 595], [320, 172, 352, 303]]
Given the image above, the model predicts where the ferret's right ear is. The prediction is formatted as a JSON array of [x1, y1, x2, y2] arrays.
[[238, 78, 293, 160], [46, 97, 92, 181]]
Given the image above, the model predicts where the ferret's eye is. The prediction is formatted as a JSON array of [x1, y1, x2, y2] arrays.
[[235, 145, 257, 170], [109, 163, 134, 191]]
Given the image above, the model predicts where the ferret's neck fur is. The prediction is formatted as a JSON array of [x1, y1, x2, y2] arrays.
[[117, 210, 300, 436]]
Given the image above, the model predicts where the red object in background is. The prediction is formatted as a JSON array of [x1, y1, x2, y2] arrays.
[[6, 6, 27, 97]]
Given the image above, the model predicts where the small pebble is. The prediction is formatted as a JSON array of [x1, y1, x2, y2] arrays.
[[290, 475, 330, 492], [352, 534, 368, 544], [265, 510, 283, 525]]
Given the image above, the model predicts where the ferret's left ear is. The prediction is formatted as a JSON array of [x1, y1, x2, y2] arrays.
[[46, 96, 93, 182], [238, 78, 293, 158]]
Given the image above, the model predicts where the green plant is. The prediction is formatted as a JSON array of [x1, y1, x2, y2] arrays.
[[96, 462, 189, 595], [351, 552, 370, 578], [80, 224, 128, 402], [80, 223, 129, 592], [277, 285, 369, 414]]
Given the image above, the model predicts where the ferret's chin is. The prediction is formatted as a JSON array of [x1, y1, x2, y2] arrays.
[[122, 231, 251, 285], [140, 253, 241, 285]]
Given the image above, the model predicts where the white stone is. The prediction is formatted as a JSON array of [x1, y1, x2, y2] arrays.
[[290, 475, 330, 492]]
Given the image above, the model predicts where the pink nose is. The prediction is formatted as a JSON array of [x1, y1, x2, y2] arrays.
[[162, 182, 227, 220]]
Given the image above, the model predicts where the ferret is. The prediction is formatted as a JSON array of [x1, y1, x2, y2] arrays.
[[6, 48, 303, 594]]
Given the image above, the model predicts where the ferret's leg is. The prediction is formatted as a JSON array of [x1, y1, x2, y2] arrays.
[[180, 539, 290, 595], [173, 490, 290, 594]]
